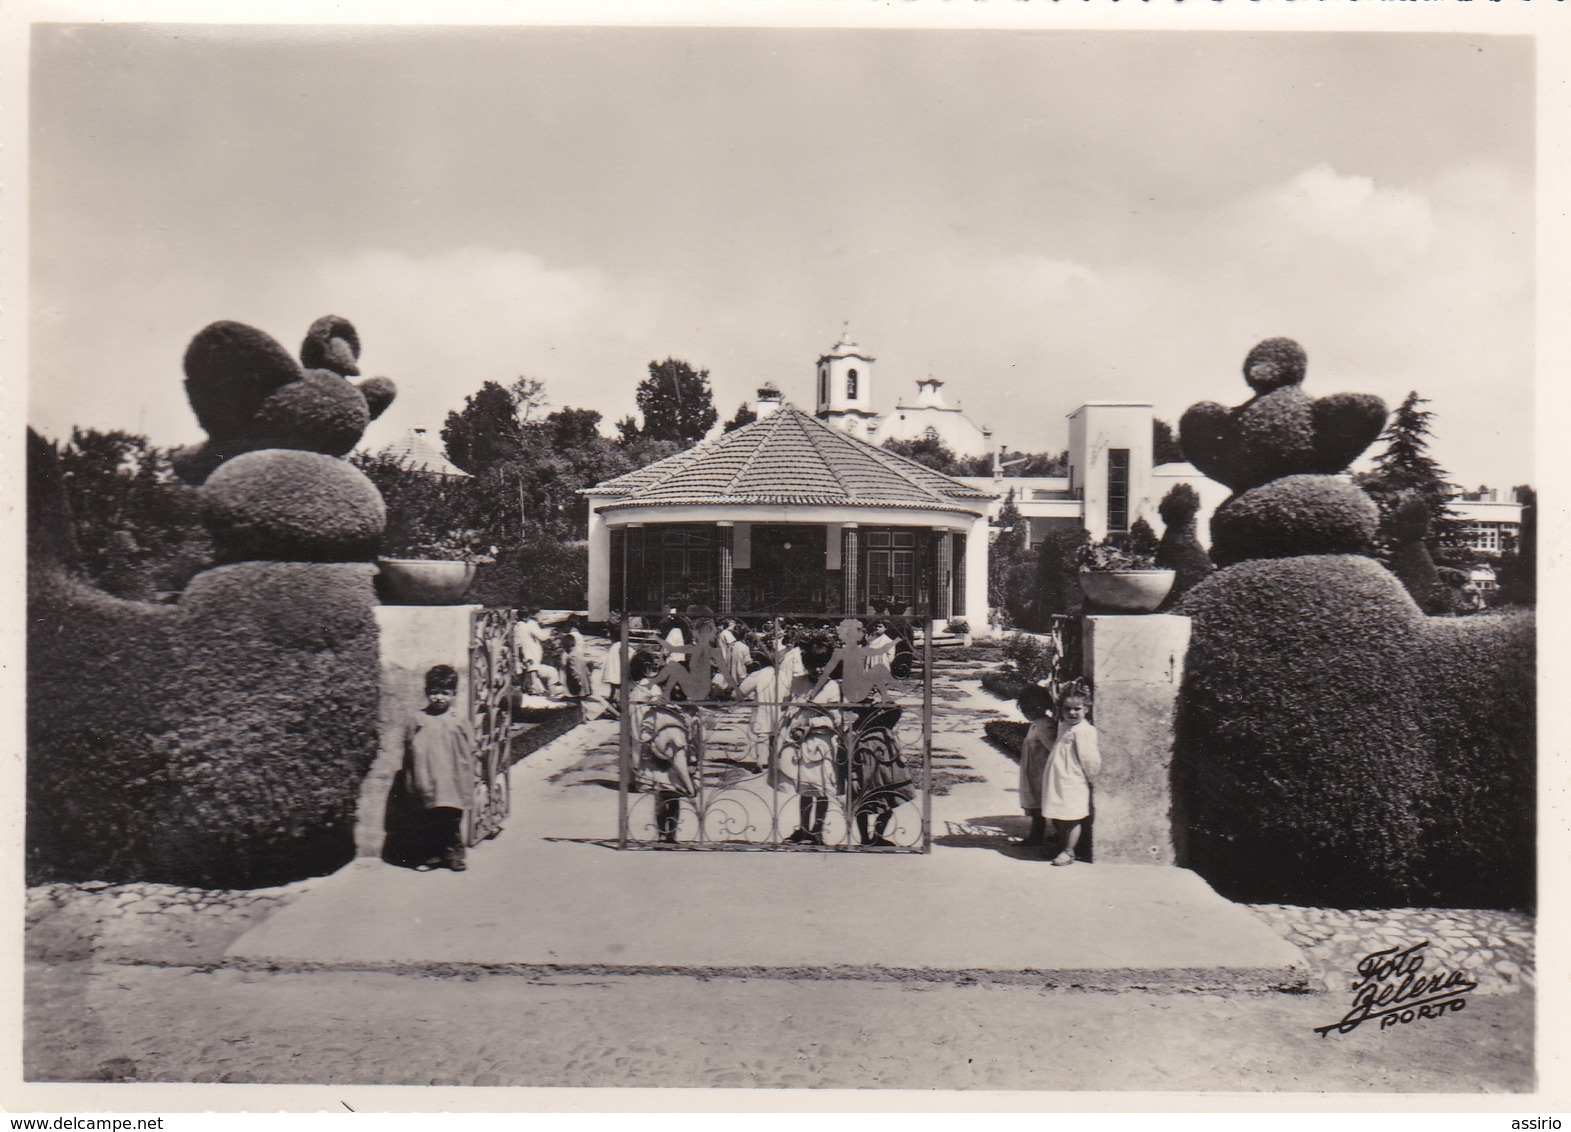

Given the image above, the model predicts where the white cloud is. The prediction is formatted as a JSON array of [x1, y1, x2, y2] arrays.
[[314, 247, 665, 444], [1239, 164, 1435, 270]]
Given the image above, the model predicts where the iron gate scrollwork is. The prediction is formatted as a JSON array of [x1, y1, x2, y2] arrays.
[[466, 608, 515, 847], [616, 612, 933, 852]]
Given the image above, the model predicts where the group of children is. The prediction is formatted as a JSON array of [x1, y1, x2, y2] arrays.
[[395, 611, 1101, 870], [626, 615, 914, 846]]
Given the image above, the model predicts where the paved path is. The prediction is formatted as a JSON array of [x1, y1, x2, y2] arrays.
[[230, 676, 1305, 989], [24, 669, 1535, 1094]]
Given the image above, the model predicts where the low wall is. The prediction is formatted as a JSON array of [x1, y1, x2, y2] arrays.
[[353, 605, 480, 857], [1083, 613, 1190, 865]]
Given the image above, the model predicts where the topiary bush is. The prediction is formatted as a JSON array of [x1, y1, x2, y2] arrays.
[[1207, 475, 1378, 567], [28, 315, 398, 888], [1155, 483, 1213, 609], [1172, 337, 1533, 910]]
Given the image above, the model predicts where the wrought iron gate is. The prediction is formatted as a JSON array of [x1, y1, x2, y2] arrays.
[[465, 608, 515, 846], [616, 612, 933, 851]]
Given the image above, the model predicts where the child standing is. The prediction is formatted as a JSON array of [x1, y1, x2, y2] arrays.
[[402, 664, 474, 872], [628, 650, 697, 843], [734, 650, 785, 772], [1014, 685, 1058, 851], [1042, 690, 1099, 866]]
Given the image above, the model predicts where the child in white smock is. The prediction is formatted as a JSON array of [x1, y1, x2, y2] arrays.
[[1041, 690, 1099, 866]]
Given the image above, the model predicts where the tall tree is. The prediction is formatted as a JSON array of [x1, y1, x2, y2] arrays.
[[441, 381, 525, 475], [632, 358, 718, 447], [1362, 391, 1463, 548]]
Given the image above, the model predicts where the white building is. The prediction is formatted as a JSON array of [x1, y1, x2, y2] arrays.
[[813, 332, 995, 460], [1449, 488, 1525, 554], [959, 403, 1226, 548]]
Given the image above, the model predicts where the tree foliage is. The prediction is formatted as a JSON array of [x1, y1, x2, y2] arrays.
[[630, 358, 718, 447], [1153, 418, 1184, 465], [1360, 391, 1464, 549], [723, 401, 758, 433], [1495, 485, 1536, 606], [51, 427, 210, 599], [880, 436, 992, 477], [441, 381, 525, 475]]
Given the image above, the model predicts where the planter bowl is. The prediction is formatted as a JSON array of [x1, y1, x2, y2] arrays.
[[1077, 569, 1176, 613], [375, 558, 477, 606]]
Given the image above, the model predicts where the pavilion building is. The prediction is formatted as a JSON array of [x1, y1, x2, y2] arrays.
[[582, 405, 993, 625]]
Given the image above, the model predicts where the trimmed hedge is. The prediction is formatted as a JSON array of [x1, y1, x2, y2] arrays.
[[983, 719, 1028, 760], [250, 369, 371, 457], [1174, 555, 1534, 908], [1156, 483, 1212, 609], [1209, 475, 1378, 567], [27, 560, 380, 887], [201, 449, 386, 563]]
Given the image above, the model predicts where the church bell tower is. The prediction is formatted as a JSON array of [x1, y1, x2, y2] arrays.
[[815, 327, 878, 440]]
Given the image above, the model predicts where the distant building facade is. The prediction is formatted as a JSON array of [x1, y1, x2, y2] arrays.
[[813, 332, 994, 460], [959, 403, 1227, 548], [1449, 487, 1524, 554]]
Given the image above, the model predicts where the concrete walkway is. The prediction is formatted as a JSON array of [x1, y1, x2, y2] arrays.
[[230, 676, 1308, 990]]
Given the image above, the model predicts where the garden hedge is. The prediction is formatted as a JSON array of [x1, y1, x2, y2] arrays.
[[28, 436, 381, 887], [1174, 554, 1534, 909], [201, 449, 385, 563], [1170, 336, 1532, 910]]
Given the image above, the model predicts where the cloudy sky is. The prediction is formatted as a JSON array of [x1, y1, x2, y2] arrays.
[[28, 22, 1537, 488]]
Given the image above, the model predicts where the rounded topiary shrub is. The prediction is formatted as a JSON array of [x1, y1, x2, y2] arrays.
[[1175, 552, 1535, 910], [250, 370, 372, 457], [1209, 475, 1378, 568], [183, 320, 303, 440], [1174, 555, 1436, 906], [141, 561, 381, 886], [1156, 483, 1213, 608], [201, 449, 386, 563]]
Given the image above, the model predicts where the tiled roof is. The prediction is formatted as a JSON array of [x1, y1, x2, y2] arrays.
[[378, 429, 471, 477], [584, 406, 994, 513]]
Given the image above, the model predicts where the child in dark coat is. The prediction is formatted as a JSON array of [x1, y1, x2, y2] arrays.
[[402, 664, 474, 871]]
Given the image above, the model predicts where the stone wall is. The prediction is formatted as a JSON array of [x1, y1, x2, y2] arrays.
[[353, 605, 479, 857], [1083, 613, 1190, 865]]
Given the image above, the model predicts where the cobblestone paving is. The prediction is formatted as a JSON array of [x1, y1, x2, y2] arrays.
[[1245, 904, 1534, 997]]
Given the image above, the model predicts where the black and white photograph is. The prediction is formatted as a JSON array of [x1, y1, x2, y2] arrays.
[[5, 0, 1564, 1114]]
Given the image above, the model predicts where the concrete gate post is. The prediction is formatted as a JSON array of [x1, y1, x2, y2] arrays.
[[1082, 613, 1190, 864], [354, 605, 481, 857]]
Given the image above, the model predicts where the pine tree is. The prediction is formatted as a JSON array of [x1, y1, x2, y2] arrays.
[[1365, 391, 1463, 548]]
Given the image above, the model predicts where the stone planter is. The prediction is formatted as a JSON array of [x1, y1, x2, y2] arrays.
[[375, 558, 477, 606], [1077, 569, 1176, 614]]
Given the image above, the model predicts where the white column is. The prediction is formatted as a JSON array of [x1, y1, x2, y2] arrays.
[[965, 513, 991, 636], [587, 506, 611, 620]]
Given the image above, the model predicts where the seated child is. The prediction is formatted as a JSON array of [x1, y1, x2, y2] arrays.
[[402, 664, 474, 872]]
